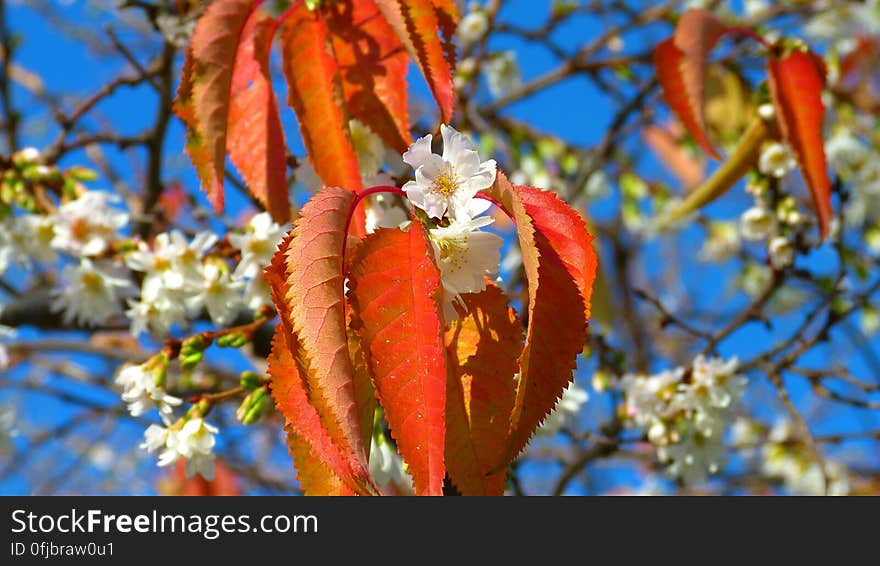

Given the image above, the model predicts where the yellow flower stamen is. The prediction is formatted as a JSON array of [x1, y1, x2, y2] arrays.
[[431, 166, 460, 196]]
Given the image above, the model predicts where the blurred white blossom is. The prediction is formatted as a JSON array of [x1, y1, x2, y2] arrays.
[[51, 258, 135, 326], [740, 206, 776, 241], [51, 191, 128, 256], [768, 236, 795, 269], [758, 142, 796, 179], [484, 51, 521, 99], [621, 355, 747, 486], [538, 382, 589, 436]]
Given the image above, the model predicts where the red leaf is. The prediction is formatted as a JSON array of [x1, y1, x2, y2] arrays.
[[265, 187, 375, 494], [280, 2, 363, 192], [768, 49, 832, 239], [654, 9, 728, 159], [486, 174, 597, 465], [227, 7, 290, 223], [445, 283, 521, 496], [374, 0, 456, 123], [267, 324, 357, 495], [348, 224, 447, 496], [176, 0, 258, 213], [324, 0, 412, 154]]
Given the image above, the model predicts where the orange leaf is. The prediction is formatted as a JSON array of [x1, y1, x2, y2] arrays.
[[324, 0, 412, 154], [486, 174, 597, 465], [654, 9, 728, 160], [374, 0, 456, 123], [445, 283, 521, 496], [265, 187, 375, 494], [768, 49, 832, 240], [348, 223, 447, 496], [267, 324, 357, 496], [280, 2, 362, 192], [176, 0, 262, 213], [227, 7, 290, 223]]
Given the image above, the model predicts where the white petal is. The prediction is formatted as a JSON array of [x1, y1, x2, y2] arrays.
[[403, 134, 434, 170], [440, 124, 477, 164]]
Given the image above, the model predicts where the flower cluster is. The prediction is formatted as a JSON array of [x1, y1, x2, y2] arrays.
[[826, 128, 880, 230], [124, 213, 286, 336], [620, 355, 747, 485], [0, 185, 136, 328], [402, 125, 502, 322], [141, 417, 219, 480]]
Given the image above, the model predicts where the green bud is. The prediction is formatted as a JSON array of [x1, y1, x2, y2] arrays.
[[150, 353, 170, 387], [180, 350, 203, 370], [181, 335, 208, 357], [243, 388, 269, 424], [237, 387, 269, 424], [68, 165, 98, 181], [239, 371, 263, 391], [218, 332, 248, 348]]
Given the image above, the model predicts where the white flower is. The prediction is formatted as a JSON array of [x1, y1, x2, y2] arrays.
[[0, 342, 9, 372], [349, 119, 386, 177], [140, 424, 169, 452], [620, 368, 683, 428], [484, 50, 521, 99], [125, 296, 189, 337], [364, 194, 410, 234], [740, 262, 772, 297], [698, 222, 740, 263], [369, 431, 413, 495], [826, 129, 869, 174], [539, 382, 589, 436], [229, 212, 287, 280], [51, 259, 135, 326], [730, 417, 762, 448], [167, 418, 219, 480], [457, 10, 489, 47], [740, 206, 776, 241], [744, 0, 770, 18], [51, 191, 128, 256], [14, 147, 40, 163], [115, 363, 182, 422], [126, 230, 217, 301], [758, 142, 797, 179], [243, 274, 273, 312], [1, 215, 57, 271], [429, 216, 503, 322], [189, 263, 243, 325], [155, 11, 195, 48], [141, 418, 219, 480], [757, 103, 775, 121], [402, 124, 497, 221], [768, 236, 795, 269], [656, 420, 725, 486], [761, 420, 852, 495]]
